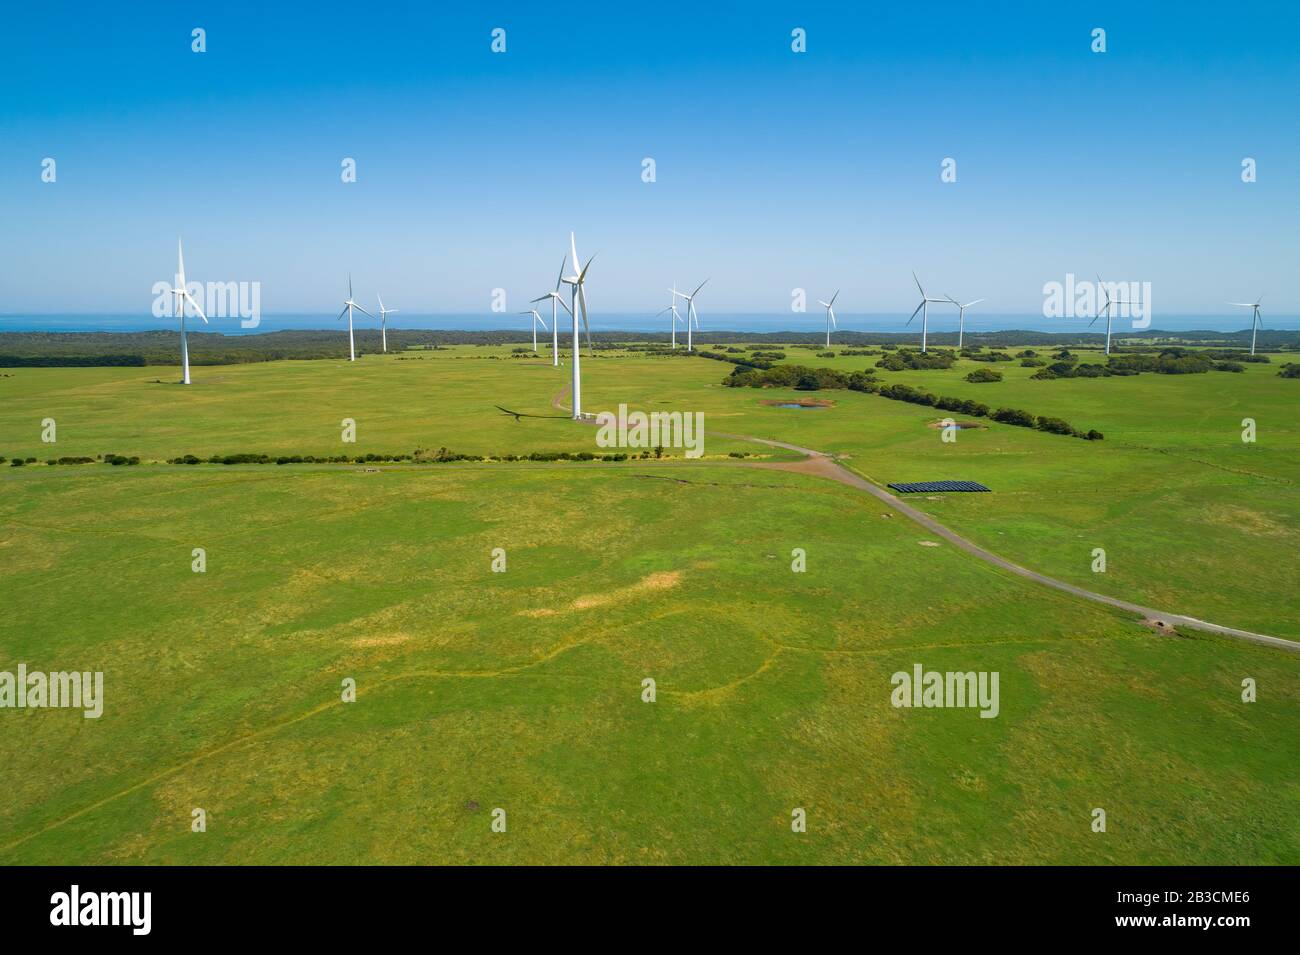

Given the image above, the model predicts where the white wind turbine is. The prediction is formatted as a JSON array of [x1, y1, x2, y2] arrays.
[[559, 233, 595, 418], [376, 295, 398, 354], [817, 290, 839, 347], [907, 271, 946, 352], [1091, 275, 1131, 355], [673, 279, 708, 351], [531, 256, 570, 367], [336, 275, 372, 362], [944, 295, 984, 350], [520, 308, 549, 352], [1227, 296, 1264, 355], [656, 285, 685, 349], [169, 238, 209, 385]]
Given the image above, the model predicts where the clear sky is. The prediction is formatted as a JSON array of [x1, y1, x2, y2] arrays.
[[1, 1, 1296, 318]]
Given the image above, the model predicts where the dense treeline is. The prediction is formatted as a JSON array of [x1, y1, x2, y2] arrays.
[[6, 448, 677, 467], [875, 349, 956, 370], [723, 363, 879, 392], [166, 449, 644, 465], [1032, 347, 1260, 379], [0, 354, 146, 367], [721, 365, 1102, 440], [1, 327, 1296, 366]]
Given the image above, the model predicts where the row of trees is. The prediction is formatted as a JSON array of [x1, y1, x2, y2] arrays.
[[720, 365, 1102, 440]]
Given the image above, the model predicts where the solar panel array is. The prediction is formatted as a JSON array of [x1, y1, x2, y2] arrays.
[[887, 481, 991, 494]]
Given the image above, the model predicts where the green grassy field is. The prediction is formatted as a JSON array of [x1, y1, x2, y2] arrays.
[[1, 345, 1296, 864]]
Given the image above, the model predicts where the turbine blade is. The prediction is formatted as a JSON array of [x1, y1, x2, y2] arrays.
[[829, 289, 839, 306], [578, 285, 591, 350], [913, 271, 924, 296], [907, 302, 923, 325], [354, 304, 373, 317], [579, 252, 597, 282], [183, 290, 208, 323], [690, 278, 709, 298], [965, 298, 985, 308], [570, 234, 579, 277], [176, 238, 186, 287], [337, 306, 349, 322], [556, 255, 568, 291]]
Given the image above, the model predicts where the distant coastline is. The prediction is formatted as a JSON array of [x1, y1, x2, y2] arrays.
[[2, 326, 1297, 369], [3, 312, 1299, 336]]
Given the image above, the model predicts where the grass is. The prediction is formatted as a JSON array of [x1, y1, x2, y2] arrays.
[[0, 343, 1296, 864]]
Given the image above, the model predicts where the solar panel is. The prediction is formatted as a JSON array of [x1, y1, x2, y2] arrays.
[[887, 481, 991, 494]]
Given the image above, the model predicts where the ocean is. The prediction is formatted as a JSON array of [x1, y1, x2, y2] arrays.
[[0, 313, 1293, 335]]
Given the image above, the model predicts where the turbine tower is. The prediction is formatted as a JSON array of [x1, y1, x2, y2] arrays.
[[1092, 276, 1131, 356], [817, 290, 839, 347], [559, 233, 594, 419], [674, 279, 708, 352], [520, 308, 548, 352], [376, 295, 398, 354], [336, 276, 372, 362], [1227, 296, 1264, 355], [657, 285, 685, 349], [944, 295, 984, 351], [170, 238, 209, 385], [530, 256, 570, 367], [908, 271, 946, 352]]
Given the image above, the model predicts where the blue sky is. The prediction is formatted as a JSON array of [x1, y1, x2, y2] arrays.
[[1, 1, 1297, 320]]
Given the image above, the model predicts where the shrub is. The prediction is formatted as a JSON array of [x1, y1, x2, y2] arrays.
[[875, 349, 955, 371], [992, 407, 1037, 428], [965, 369, 1003, 383], [1035, 416, 1076, 436]]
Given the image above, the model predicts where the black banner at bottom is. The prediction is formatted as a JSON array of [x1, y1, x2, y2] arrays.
[[1, 865, 1287, 941]]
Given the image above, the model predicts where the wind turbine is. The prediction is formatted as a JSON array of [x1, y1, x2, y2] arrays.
[[944, 295, 984, 350], [530, 256, 570, 367], [170, 238, 208, 385], [336, 275, 372, 362], [376, 295, 398, 353], [1227, 296, 1264, 355], [657, 285, 685, 349], [817, 290, 839, 348], [1091, 275, 1131, 355], [907, 272, 946, 352], [674, 279, 708, 351], [559, 233, 595, 418], [520, 308, 548, 352]]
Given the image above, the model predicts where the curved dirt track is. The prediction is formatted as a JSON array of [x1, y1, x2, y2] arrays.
[[551, 382, 1298, 652]]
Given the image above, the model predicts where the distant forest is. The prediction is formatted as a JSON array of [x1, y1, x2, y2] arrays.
[[1, 327, 1297, 366]]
